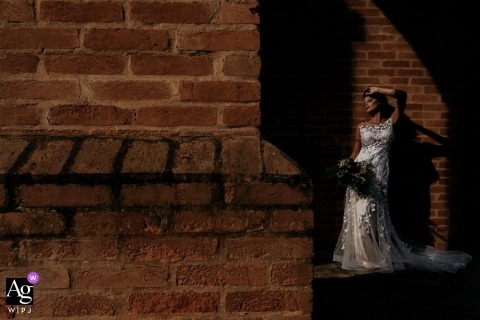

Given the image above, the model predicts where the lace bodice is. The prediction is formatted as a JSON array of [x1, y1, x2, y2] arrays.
[[356, 119, 394, 196]]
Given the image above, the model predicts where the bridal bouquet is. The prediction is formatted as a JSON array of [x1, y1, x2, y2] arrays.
[[323, 158, 374, 198]]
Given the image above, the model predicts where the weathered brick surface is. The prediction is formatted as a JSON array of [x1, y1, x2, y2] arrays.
[[178, 30, 260, 51], [74, 211, 168, 235], [226, 290, 306, 312], [0, 138, 29, 173], [121, 140, 169, 173], [131, 55, 213, 76], [0, 104, 40, 125], [126, 237, 218, 262], [0, 54, 38, 73], [18, 184, 111, 207], [90, 81, 171, 101], [0, 80, 79, 99], [129, 292, 219, 314], [0, 0, 34, 23], [271, 209, 314, 232], [271, 263, 313, 286], [84, 29, 169, 50], [75, 265, 169, 289], [70, 138, 123, 174], [220, 3, 260, 24], [45, 54, 126, 75], [0, 1, 314, 318], [225, 237, 313, 260], [0, 211, 65, 235], [0, 241, 15, 266], [177, 264, 266, 286], [136, 106, 216, 126], [131, 2, 212, 24], [48, 104, 132, 126], [21, 238, 118, 261], [181, 81, 260, 102], [40, 0, 123, 22], [33, 294, 116, 317], [0, 28, 79, 49], [221, 138, 262, 175]]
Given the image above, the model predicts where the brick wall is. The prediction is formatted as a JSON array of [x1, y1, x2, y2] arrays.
[[259, 0, 478, 254], [0, 0, 314, 319]]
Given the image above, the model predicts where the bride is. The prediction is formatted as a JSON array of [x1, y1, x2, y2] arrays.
[[332, 86, 472, 273]]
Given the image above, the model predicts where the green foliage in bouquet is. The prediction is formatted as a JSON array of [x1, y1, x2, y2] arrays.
[[323, 158, 374, 198]]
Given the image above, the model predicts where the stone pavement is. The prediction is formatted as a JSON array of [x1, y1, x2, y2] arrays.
[[313, 252, 480, 320]]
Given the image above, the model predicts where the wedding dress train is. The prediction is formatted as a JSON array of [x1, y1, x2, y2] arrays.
[[333, 118, 472, 273]]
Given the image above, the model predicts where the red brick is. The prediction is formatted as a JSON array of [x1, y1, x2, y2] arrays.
[[220, 105, 260, 127], [271, 209, 314, 232], [130, 2, 211, 24], [91, 81, 170, 100], [0, 138, 29, 174], [0, 28, 78, 49], [17, 139, 73, 174], [127, 237, 218, 262], [33, 294, 116, 317], [123, 183, 213, 206], [173, 140, 215, 174], [121, 184, 175, 206], [0, 104, 39, 125], [0, 211, 65, 235], [84, 29, 169, 50], [121, 140, 169, 173], [74, 211, 168, 235], [262, 141, 302, 175], [0, 54, 38, 73], [0, 0, 34, 23], [225, 182, 312, 205], [136, 106, 216, 126], [181, 81, 260, 102], [0, 241, 15, 266], [0, 80, 79, 99], [70, 138, 122, 174], [48, 105, 132, 125], [22, 239, 117, 261], [176, 183, 213, 205], [214, 210, 266, 233], [0, 186, 5, 209], [225, 237, 313, 260], [226, 290, 306, 312], [40, 0, 123, 22], [220, 3, 260, 24], [129, 292, 218, 314], [131, 55, 213, 75], [221, 138, 262, 175], [177, 264, 266, 286], [76, 265, 169, 289], [45, 54, 126, 75], [178, 30, 260, 51], [174, 211, 214, 232], [223, 54, 260, 77], [18, 184, 111, 207], [271, 263, 313, 286]]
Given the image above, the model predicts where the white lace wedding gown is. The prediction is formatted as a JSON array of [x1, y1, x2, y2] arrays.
[[333, 118, 472, 273]]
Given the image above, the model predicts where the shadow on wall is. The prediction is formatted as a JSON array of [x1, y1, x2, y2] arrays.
[[258, 0, 480, 256], [257, 0, 365, 254], [374, 0, 479, 252]]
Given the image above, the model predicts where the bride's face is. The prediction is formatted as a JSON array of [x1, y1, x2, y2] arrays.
[[364, 96, 380, 114]]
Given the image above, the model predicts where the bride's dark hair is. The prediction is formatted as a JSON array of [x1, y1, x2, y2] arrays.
[[364, 92, 394, 118]]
